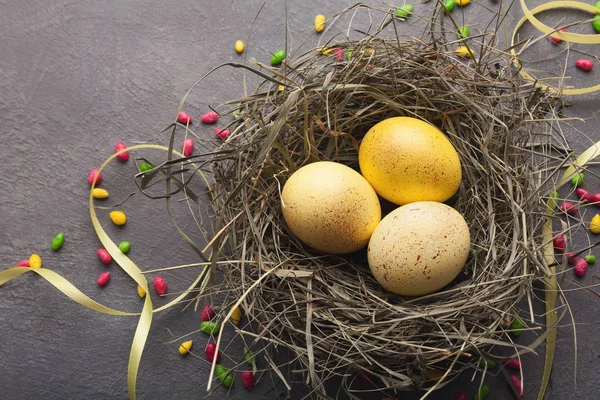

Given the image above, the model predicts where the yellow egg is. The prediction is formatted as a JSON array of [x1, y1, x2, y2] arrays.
[[359, 117, 462, 205], [367, 201, 470, 296], [281, 161, 381, 254]]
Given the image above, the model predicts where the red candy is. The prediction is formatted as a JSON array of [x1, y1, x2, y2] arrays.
[[177, 111, 192, 125], [182, 139, 194, 157], [509, 375, 524, 396], [215, 128, 230, 139], [575, 59, 594, 71], [576, 188, 592, 202], [592, 193, 600, 204], [559, 201, 578, 215], [97, 248, 112, 265], [200, 110, 219, 124], [553, 235, 565, 253], [504, 358, 522, 370], [115, 141, 129, 161], [97, 271, 111, 287], [455, 393, 468, 400], [87, 169, 102, 186], [16, 259, 30, 267], [153, 276, 167, 295], [566, 252, 577, 265], [204, 343, 221, 363], [201, 305, 215, 321], [550, 27, 566, 44], [574, 258, 588, 277], [333, 48, 344, 62], [241, 370, 255, 390]]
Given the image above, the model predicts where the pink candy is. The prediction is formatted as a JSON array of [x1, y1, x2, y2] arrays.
[[333, 48, 344, 62], [566, 252, 577, 265], [576, 188, 592, 203], [182, 139, 194, 157], [215, 128, 230, 139], [201, 305, 215, 321], [504, 358, 522, 370], [177, 111, 192, 125], [97, 271, 111, 287], [509, 375, 524, 396], [241, 370, 255, 390], [153, 276, 167, 295], [16, 259, 30, 267], [204, 343, 221, 363], [88, 169, 102, 186], [576, 59, 594, 72], [115, 141, 129, 161], [559, 201, 578, 215], [574, 258, 588, 278], [553, 235, 565, 253], [97, 248, 112, 265], [550, 27, 566, 44], [592, 193, 600, 204], [455, 393, 468, 400], [200, 110, 219, 124]]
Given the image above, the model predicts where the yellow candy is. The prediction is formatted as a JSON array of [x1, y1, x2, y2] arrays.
[[314, 14, 326, 33], [179, 340, 193, 355], [278, 85, 285, 91], [231, 306, 242, 326], [456, 45, 474, 58], [235, 40, 244, 53], [590, 214, 600, 234], [109, 211, 127, 226], [29, 253, 42, 269], [92, 188, 109, 199], [318, 47, 332, 55], [137, 285, 146, 298], [456, 0, 470, 5]]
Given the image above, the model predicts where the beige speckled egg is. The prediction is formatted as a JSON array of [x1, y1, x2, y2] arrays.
[[367, 201, 470, 296], [281, 161, 381, 254]]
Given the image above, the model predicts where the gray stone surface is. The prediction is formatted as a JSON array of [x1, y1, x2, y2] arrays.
[[0, 0, 599, 399]]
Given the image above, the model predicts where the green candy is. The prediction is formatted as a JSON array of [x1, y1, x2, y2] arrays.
[[595, 1, 600, 8], [346, 49, 353, 60], [510, 316, 524, 337], [51, 233, 65, 251], [119, 241, 131, 254], [584, 254, 596, 264], [444, 0, 456, 12], [473, 384, 490, 400], [395, 4, 413, 18], [201, 321, 221, 335], [139, 162, 153, 173], [571, 172, 584, 187], [457, 25, 469, 39], [271, 50, 286, 66], [478, 358, 496, 369], [244, 348, 256, 365], [548, 190, 559, 209], [216, 364, 233, 387], [593, 16, 600, 33]]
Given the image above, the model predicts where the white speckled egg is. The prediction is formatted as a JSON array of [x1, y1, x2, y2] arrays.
[[367, 201, 470, 296], [281, 161, 381, 254]]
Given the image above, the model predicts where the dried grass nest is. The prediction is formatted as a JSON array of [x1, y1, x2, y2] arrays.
[[204, 31, 562, 396]]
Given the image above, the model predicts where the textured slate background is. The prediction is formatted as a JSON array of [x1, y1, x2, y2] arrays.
[[0, 0, 599, 399]]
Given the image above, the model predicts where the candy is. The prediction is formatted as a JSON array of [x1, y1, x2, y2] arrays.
[[215, 128, 230, 139], [16, 259, 30, 267], [576, 59, 594, 71], [593, 16, 600, 33], [115, 141, 129, 161], [479, 358, 496, 369], [584, 254, 596, 264], [444, 0, 456, 12], [244, 348, 256, 365], [566, 252, 577, 265], [510, 316, 524, 336], [230, 306, 242, 326], [473, 384, 489, 400], [200, 321, 220, 335], [51, 233, 64, 251], [29, 254, 42, 269], [574, 258, 588, 278], [201, 305, 215, 321], [200, 110, 219, 124], [137, 285, 146, 298], [92, 188, 109, 199], [345, 49, 353, 60], [241, 370, 255, 390], [235, 40, 244, 53], [216, 365, 233, 387], [97, 271, 111, 287], [333, 48, 344, 62], [456, 45, 474, 58], [504, 358, 522, 370], [205, 343, 221, 363], [97, 248, 112, 265], [456, 0, 470, 6], [571, 172, 584, 186], [576, 188, 592, 202], [558, 201, 578, 215], [590, 214, 600, 234], [314, 14, 326, 33], [552, 235, 565, 253], [509, 375, 524, 396], [455, 393, 468, 400], [139, 162, 153, 173], [550, 27, 566, 44], [177, 111, 192, 125], [153, 276, 167, 295], [271, 50, 286, 66], [182, 139, 194, 157], [457, 25, 469, 39], [592, 193, 600, 204], [119, 241, 131, 253], [87, 169, 102, 186], [109, 211, 127, 226], [395, 4, 413, 18], [179, 340, 193, 355]]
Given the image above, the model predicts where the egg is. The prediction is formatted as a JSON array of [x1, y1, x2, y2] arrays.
[[281, 161, 381, 254], [367, 201, 470, 296], [358, 117, 462, 205]]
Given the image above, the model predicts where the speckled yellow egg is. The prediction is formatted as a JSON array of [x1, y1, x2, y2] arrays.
[[367, 201, 470, 296], [358, 117, 462, 205], [281, 161, 381, 254]]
